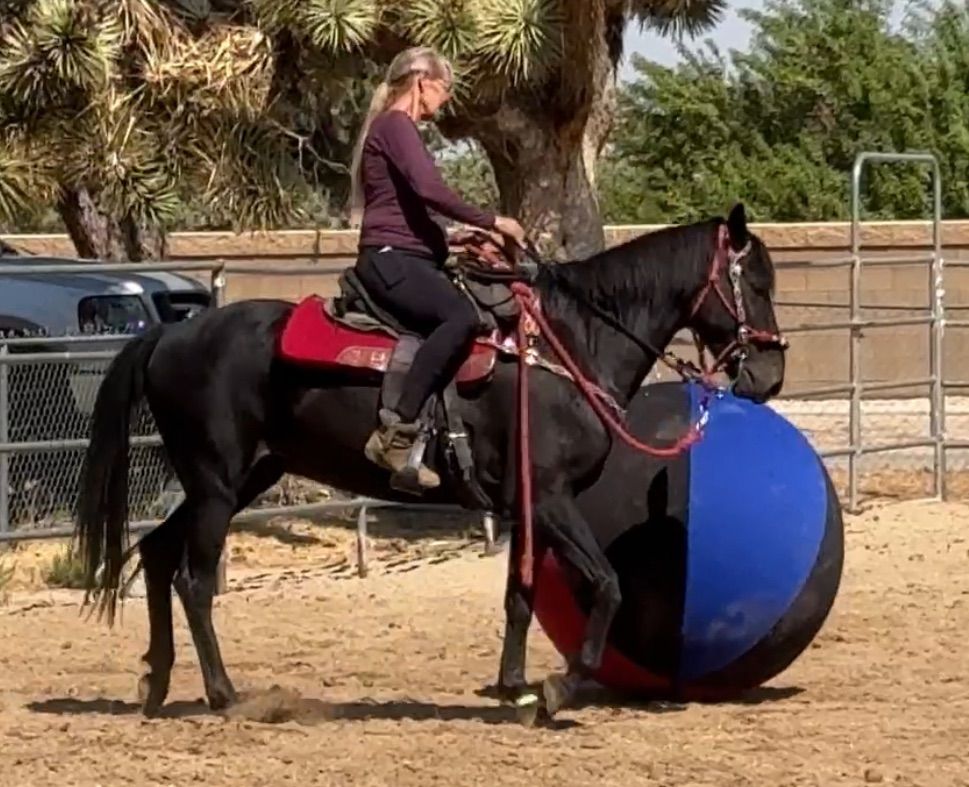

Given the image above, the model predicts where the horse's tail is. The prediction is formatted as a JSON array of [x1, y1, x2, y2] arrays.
[[75, 325, 164, 625]]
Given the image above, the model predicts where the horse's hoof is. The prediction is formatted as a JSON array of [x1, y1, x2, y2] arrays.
[[512, 691, 546, 728], [494, 680, 527, 705], [541, 672, 578, 719], [207, 683, 238, 711], [138, 673, 165, 718]]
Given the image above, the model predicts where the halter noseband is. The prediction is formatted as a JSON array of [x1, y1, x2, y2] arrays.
[[689, 224, 788, 376]]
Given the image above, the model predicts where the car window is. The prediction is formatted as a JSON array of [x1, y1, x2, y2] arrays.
[[77, 295, 149, 335]]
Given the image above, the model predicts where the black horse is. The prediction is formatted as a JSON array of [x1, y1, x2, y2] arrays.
[[74, 203, 786, 725]]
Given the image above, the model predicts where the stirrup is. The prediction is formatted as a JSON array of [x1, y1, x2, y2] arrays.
[[365, 409, 440, 494]]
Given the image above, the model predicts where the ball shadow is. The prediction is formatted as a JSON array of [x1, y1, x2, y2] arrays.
[[475, 680, 804, 713]]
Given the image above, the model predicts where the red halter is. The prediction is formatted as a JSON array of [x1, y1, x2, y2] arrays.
[[688, 224, 789, 376]]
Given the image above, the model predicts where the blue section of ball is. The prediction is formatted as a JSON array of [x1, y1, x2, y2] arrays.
[[679, 384, 828, 681]]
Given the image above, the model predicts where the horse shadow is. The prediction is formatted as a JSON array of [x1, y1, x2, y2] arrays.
[[26, 681, 803, 730], [26, 697, 210, 719], [25, 691, 554, 728]]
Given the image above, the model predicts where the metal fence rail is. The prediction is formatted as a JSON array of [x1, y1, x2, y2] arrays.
[[0, 150, 960, 575], [773, 151, 946, 510]]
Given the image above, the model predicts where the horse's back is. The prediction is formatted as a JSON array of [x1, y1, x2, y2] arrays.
[[145, 298, 293, 424], [156, 297, 291, 354]]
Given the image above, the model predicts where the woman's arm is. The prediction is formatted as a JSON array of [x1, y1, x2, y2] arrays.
[[375, 111, 497, 230]]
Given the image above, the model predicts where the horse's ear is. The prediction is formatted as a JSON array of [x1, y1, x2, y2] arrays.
[[727, 203, 749, 249]]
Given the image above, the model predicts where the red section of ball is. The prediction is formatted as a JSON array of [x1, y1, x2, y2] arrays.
[[532, 552, 745, 701], [532, 551, 672, 695]]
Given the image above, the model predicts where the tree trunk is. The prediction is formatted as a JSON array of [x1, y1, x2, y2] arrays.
[[479, 106, 609, 261], [461, 32, 618, 261], [120, 214, 168, 261], [56, 186, 166, 261], [57, 186, 126, 261]]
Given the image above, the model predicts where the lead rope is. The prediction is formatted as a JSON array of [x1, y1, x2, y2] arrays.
[[516, 310, 535, 588]]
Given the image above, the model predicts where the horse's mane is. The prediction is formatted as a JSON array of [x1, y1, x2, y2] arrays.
[[537, 218, 722, 323]]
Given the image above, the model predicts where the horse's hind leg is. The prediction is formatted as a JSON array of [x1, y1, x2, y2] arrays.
[[171, 456, 283, 711], [137, 503, 191, 716], [172, 494, 237, 710]]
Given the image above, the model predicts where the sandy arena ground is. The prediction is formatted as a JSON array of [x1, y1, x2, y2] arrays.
[[0, 494, 967, 787]]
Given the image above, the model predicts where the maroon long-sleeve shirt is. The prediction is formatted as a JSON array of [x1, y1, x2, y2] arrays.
[[358, 110, 496, 262]]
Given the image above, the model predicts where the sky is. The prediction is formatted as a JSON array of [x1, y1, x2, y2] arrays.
[[619, 0, 920, 80], [620, 0, 763, 80]]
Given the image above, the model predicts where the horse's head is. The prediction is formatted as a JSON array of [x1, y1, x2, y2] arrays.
[[687, 204, 787, 403]]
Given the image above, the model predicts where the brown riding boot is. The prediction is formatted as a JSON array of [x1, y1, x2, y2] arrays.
[[364, 409, 441, 489]]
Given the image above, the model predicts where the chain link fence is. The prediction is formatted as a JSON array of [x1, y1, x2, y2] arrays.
[[0, 253, 484, 572], [2, 325, 963, 544], [0, 337, 176, 535]]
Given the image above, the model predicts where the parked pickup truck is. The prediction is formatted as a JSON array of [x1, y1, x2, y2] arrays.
[[0, 251, 214, 527], [0, 255, 211, 340]]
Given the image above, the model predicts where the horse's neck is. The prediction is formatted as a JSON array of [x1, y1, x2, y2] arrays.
[[534, 274, 687, 406]]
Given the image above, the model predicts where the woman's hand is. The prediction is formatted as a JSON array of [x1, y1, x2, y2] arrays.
[[494, 215, 527, 248]]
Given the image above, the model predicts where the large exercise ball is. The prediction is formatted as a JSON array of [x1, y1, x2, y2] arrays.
[[532, 380, 844, 700]]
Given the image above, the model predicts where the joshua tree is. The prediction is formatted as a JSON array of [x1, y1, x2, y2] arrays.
[[0, 0, 725, 259], [0, 0, 315, 258]]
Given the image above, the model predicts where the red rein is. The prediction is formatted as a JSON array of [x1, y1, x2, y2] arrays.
[[516, 312, 535, 588]]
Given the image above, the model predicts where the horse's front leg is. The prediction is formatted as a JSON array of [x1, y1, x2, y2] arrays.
[[496, 522, 547, 706], [523, 487, 622, 723]]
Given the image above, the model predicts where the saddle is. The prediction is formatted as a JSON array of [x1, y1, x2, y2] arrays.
[[277, 229, 532, 504]]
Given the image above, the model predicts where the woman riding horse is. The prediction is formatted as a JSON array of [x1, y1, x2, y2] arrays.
[[347, 46, 527, 489]]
